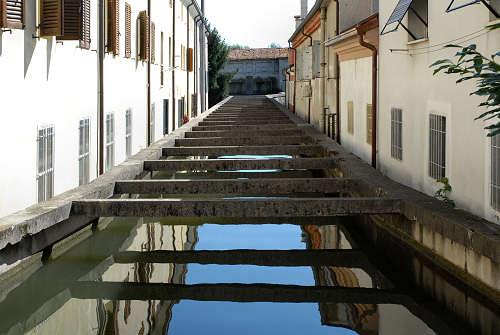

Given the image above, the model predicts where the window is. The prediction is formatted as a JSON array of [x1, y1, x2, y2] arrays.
[[124, 3, 131, 58], [492, 134, 500, 211], [160, 31, 164, 85], [37, 125, 54, 203], [181, 45, 186, 70], [163, 99, 169, 135], [137, 10, 149, 61], [429, 114, 446, 180], [391, 108, 403, 160], [150, 103, 155, 144], [347, 101, 354, 135], [105, 113, 115, 172], [40, 0, 91, 49], [178, 98, 185, 128], [107, 0, 120, 55], [489, 0, 500, 20], [0, 0, 25, 29], [408, 0, 428, 41], [188, 47, 193, 72], [169, 0, 172, 8], [151, 21, 156, 63], [366, 104, 373, 145], [78, 118, 90, 185], [125, 109, 132, 158], [180, 2, 184, 21], [169, 37, 172, 67]]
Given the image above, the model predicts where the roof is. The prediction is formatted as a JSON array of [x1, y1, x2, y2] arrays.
[[228, 48, 289, 61]]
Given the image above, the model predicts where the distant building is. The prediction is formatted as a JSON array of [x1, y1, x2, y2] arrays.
[[223, 48, 289, 95]]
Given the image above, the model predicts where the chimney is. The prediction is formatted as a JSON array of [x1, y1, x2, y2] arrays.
[[301, 0, 307, 19], [294, 15, 302, 29]]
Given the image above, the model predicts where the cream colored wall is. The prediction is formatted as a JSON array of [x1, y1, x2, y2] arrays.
[[339, 56, 373, 163], [378, 0, 500, 223]]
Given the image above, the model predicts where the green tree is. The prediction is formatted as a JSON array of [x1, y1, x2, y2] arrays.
[[208, 26, 236, 107], [430, 23, 500, 137], [229, 44, 251, 50], [268, 42, 282, 48]]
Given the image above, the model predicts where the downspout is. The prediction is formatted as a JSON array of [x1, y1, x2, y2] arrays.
[[320, 6, 326, 134], [358, 31, 377, 169], [301, 27, 312, 123], [335, 0, 340, 143], [147, 0, 151, 146], [171, 0, 176, 131], [97, 0, 104, 175]]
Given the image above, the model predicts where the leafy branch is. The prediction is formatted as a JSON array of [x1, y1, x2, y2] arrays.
[[435, 177, 455, 208], [430, 23, 500, 137]]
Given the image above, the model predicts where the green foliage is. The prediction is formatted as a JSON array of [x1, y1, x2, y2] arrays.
[[435, 177, 455, 208], [430, 24, 500, 137], [268, 42, 282, 48], [229, 44, 252, 50], [208, 26, 236, 107]]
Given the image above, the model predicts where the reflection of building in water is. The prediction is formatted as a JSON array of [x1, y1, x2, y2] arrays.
[[19, 218, 198, 335], [303, 225, 379, 335]]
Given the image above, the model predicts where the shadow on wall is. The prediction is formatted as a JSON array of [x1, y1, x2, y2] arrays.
[[24, 0, 37, 78], [46, 39, 52, 80]]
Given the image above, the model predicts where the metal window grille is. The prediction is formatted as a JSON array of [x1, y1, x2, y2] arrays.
[[78, 118, 90, 186], [391, 108, 403, 160], [429, 114, 446, 179], [150, 104, 155, 144], [366, 104, 373, 145], [492, 134, 500, 211], [105, 113, 115, 172], [37, 126, 55, 202], [178, 98, 185, 128], [163, 99, 169, 135], [125, 109, 132, 158], [347, 101, 354, 135]]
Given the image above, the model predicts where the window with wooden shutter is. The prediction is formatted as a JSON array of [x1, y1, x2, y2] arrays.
[[188, 47, 193, 72], [0, 0, 25, 29], [151, 21, 155, 63], [39, 0, 62, 36], [124, 2, 131, 58], [107, 0, 119, 55], [138, 10, 149, 61], [58, 0, 82, 40]]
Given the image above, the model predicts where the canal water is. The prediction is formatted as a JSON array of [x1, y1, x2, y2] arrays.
[[0, 156, 498, 335]]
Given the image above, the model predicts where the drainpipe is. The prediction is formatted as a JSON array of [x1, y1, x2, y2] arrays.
[[147, 0, 151, 146], [97, 0, 104, 175], [320, 6, 326, 134], [172, 0, 176, 131], [335, 0, 340, 143], [358, 30, 377, 169], [301, 27, 313, 124]]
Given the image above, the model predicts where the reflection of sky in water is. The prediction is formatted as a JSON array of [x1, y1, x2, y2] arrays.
[[220, 169, 281, 172], [169, 302, 358, 335], [217, 155, 293, 159], [195, 224, 305, 250]]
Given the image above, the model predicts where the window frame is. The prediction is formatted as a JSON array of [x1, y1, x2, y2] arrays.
[[78, 118, 90, 185], [428, 114, 446, 180], [391, 108, 403, 161], [105, 113, 115, 172], [37, 125, 55, 203], [492, 134, 500, 211]]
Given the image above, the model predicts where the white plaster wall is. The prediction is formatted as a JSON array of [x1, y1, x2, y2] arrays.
[[339, 56, 373, 164], [378, 0, 500, 223]]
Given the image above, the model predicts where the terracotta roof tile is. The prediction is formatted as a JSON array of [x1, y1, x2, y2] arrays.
[[228, 48, 289, 61]]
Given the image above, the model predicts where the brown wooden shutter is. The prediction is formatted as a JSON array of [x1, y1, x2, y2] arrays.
[[79, 0, 90, 49], [0, 0, 24, 29], [151, 21, 155, 64], [39, 0, 62, 37], [124, 2, 131, 58], [188, 47, 193, 72], [107, 0, 119, 54], [58, 0, 81, 40], [138, 11, 149, 61]]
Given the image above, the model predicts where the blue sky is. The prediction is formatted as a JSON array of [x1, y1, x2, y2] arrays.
[[205, 0, 313, 48]]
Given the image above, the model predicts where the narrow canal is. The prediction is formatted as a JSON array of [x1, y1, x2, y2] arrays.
[[0, 97, 498, 335]]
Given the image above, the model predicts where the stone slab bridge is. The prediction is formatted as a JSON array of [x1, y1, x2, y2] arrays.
[[0, 94, 499, 310]]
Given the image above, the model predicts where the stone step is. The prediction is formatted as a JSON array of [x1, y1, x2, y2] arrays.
[[198, 120, 294, 126], [184, 129, 304, 138], [72, 197, 401, 217], [114, 178, 357, 195], [205, 116, 290, 121], [174, 136, 313, 147], [192, 124, 297, 131], [162, 170, 316, 179], [144, 158, 338, 171], [162, 145, 326, 157]]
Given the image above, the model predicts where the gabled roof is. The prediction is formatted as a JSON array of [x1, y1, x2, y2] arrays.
[[228, 48, 289, 61]]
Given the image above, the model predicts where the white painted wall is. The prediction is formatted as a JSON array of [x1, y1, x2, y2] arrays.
[[0, 0, 208, 218], [378, 0, 500, 223]]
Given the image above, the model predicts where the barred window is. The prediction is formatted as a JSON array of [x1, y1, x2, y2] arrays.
[[150, 103, 155, 144], [37, 125, 55, 202], [125, 109, 132, 158], [78, 118, 90, 185], [429, 114, 446, 179], [391, 108, 403, 160], [105, 113, 115, 172], [492, 134, 500, 211]]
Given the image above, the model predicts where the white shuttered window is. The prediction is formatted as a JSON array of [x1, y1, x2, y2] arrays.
[[37, 126, 55, 202], [78, 118, 90, 185], [105, 113, 115, 171], [492, 134, 500, 211], [429, 114, 446, 180]]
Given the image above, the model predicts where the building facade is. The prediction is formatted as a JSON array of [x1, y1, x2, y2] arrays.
[[286, 0, 500, 223], [0, 0, 209, 218], [223, 48, 288, 95]]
